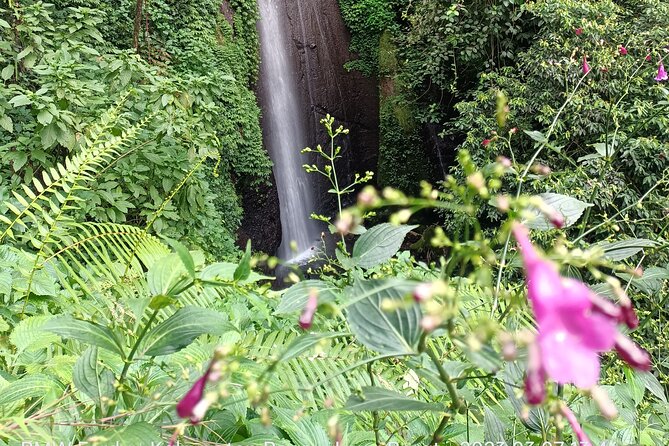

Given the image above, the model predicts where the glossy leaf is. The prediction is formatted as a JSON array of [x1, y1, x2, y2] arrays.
[[73, 347, 114, 405], [346, 279, 421, 354], [351, 224, 417, 269], [44, 316, 125, 357], [275, 280, 340, 314], [142, 307, 235, 356], [526, 193, 592, 230]]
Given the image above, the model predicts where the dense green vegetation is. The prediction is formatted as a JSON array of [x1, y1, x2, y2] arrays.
[[1, 0, 668, 445], [1, 0, 272, 257]]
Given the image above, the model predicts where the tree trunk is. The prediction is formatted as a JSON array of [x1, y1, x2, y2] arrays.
[[133, 0, 144, 52]]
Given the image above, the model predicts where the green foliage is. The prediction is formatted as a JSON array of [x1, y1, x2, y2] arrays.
[[0, 0, 272, 256], [337, 0, 399, 76]]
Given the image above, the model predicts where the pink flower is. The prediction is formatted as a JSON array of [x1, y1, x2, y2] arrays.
[[560, 403, 592, 446], [512, 223, 652, 397], [575, 28, 583, 35], [619, 46, 628, 56], [299, 291, 319, 329], [582, 56, 591, 75], [482, 139, 492, 146], [655, 62, 668, 82], [176, 368, 211, 421], [646, 54, 652, 62], [525, 342, 547, 404]]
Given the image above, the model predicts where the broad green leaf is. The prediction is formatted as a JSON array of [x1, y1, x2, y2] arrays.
[[596, 238, 657, 261], [345, 386, 445, 412], [36, 109, 53, 126], [351, 223, 417, 269], [234, 239, 252, 281], [161, 236, 195, 278], [623, 368, 645, 406], [10, 315, 59, 352], [0, 374, 62, 406], [455, 339, 502, 373], [0, 271, 12, 296], [85, 422, 161, 445], [147, 253, 191, 296], [345, 279, 421, 354], [524, 129, 548, 143], [484, 407, 507, 445], [200, 262, 272, 284], [44, 316, 125, 357], [275, 280, 340, 314], [1, 65, 12, 80], [9, 94, 31, 107], [142, 307, 235, 356], [40, 123, 58, 148], [618, 266, 669, 294], [0, 115, 12, 132], [637, 372, 667, 403], [525, 193, 592, 230], [73, 347, 114, 405]]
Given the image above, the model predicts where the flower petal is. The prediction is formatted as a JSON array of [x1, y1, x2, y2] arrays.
[[539, 327, 601, 388], [176, 373, 209, 418]]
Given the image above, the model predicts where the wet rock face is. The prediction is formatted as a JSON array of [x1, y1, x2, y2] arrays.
[[284, 0, 379, 215], [240, 0, 379, 255], [237, 172, 282, 255]]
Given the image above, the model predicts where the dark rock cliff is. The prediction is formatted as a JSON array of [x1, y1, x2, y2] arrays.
[[240, 0, 379, 253], [285, 0, 379, 214]]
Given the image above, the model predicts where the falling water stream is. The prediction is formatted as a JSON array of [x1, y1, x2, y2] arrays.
[[257, 0, 322, 260]]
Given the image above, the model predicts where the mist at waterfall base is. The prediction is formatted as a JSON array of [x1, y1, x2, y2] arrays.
[[257, 0, 325, 264]]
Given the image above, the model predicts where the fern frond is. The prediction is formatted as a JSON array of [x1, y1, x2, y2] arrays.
[[0, 115, 152, 243], [42, 222, 168, 295]]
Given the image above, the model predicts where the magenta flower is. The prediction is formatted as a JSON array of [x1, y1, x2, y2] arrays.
[[512, 223, 651, 398], [655, 62, 668, 82], [582, 56, 591, 75], [575, 27, 583, 36], [482, 139, 492, 146], [176, 368, 211, 421], [619, 46, 628, 56], [560, 403, 592, 446], [299, 291, 319, 329]]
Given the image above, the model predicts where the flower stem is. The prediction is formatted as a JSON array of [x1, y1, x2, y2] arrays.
[[118, 308, 160, 389]]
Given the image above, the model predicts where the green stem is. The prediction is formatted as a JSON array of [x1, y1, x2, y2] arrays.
[[118, 308, 160, 389], [368, 362, 381, 445], [429, 415, 450, 445], [492, 73, 589, 316], [424, 344, 462, 411], [329, 133, 346, 252]]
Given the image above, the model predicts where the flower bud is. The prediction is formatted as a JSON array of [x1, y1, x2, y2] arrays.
[[299, 290, 319, 330], [357, 186, 379, 207], [190, 395, 214, 423], [496, 155, 512, 168], [590, 386, 618, 420], [524, 342, 546, 405], [614, 333, 651, 371], [420, 315, 442, 332], [413, 283, 434, 302], [495, 195, 511, 212], [499, 332, 517, 361], [335, 212, 354, 235]]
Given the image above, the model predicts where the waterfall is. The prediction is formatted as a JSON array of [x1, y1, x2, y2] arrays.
[[257, 0, 322, 260]]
